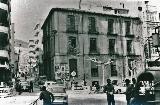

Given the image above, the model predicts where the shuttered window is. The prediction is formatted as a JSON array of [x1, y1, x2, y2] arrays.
[[108, 19, 114, 34], [90, 38, 97, 53], [91, 61, 98, 77], [109, 39, 115, 54], [66, 15, 76, 32]]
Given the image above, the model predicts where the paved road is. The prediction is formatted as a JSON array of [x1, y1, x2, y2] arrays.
[[69, 93, 126, 105], [0, 87, 127, 105]]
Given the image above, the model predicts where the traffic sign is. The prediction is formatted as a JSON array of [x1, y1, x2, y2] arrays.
[[71, 71, 76, 77]]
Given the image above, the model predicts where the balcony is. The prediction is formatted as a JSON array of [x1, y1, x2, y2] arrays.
[[0, 25, 8, 34], [67, 47, 79, 55], [107, 32, 118, 37], [0, 50, 9, 58], [125, 34, 135, 38], [66, 25, 78, 34], [88, 27, 99, 35], [0, 2, 8, 11]]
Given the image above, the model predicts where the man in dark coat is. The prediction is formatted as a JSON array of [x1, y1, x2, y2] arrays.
[[39, 86, 54, 105], [125, 79, 133, 105], [103, 79, 115, 105], [30, 81, 34, 93]]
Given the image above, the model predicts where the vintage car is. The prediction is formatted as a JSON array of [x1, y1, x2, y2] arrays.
[[20, 81, 30, 92], [46, 83, 68, 105]]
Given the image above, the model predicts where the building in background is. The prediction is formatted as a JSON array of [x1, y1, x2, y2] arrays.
[[14, 39, 29, 77], [0, 0, 12, 83], [30, 23, 43, 77], [28, 22, 43, 77], [41, 7, 144, 86]]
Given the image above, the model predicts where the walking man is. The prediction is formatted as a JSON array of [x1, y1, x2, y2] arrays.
[[39, 86, 54, 105], [103, 79, 115, 105], [30, 81, 34, 93], [125, 79, 133, 105]]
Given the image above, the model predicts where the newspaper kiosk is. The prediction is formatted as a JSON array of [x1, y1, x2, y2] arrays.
[[137, 66, 160, 105]]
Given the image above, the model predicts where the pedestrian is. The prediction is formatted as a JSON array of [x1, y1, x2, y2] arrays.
[[18, 83, 22, 95], [30, 81, 34, 93], [130, 81, 142, 105], [94, 82, 100, 93], [39, 86, 54, 105], [103, 79, 115, 105], [125, 79, 133, 105]]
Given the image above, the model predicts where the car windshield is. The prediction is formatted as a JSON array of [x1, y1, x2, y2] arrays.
[[21, 82, 29, 85], [48, 86, 65, 93]]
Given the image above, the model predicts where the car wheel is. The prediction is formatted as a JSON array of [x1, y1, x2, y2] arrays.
[[117, 89, 121, 94]]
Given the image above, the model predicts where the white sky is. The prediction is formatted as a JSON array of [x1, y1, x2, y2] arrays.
[[11, 0, 160, 42]]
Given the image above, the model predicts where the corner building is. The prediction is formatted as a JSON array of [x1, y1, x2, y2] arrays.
[[0, 0, 11, 82], [42, 8, 144, 86]]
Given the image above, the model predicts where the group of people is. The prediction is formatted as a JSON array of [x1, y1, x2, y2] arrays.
[[103, 78, 145, 105]]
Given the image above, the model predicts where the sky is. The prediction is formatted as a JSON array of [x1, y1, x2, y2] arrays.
[[11, 0, 160, 42]]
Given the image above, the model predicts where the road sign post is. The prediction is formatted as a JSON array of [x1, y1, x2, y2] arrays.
[[71, 71, 76, 80]]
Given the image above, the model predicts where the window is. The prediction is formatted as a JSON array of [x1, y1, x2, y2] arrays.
[[91, 61, 98, 77], [90, 38, 97, 53], [68, 36, 76, 54], [66, 15, 76, 33], [125, 21, 131, 35], [128, 59, 133, 76], [108, 19, 114, 34], [0, 0, 7, 4], [35, 40, 39, 44], [111, 59, 117, 76], [109, 39, 115, 54], [88, 17, 96, 33], [69, 59, 77, 77], [127, 40, 132, 55]]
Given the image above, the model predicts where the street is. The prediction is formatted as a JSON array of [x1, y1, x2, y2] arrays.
[[0, 87, 126, 105]]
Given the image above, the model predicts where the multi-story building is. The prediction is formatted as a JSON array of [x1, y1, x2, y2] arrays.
[[31, 23, 43, 77], [14, 39, 29, 76], [41, 7, 144, 86], [0, 0, 12, 83]]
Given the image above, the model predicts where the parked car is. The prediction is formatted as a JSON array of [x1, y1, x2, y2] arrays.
[[46, 84, 68, 105], [114, 83, 126, 94], [44, 81, 56, 88], [38, 76, 47, 90], [20, 81, 30, 92]]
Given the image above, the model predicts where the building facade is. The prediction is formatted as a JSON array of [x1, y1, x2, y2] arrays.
[[42, 8, 144, 86], [0, 0, 11, 82], [30, 23, 43, 77]]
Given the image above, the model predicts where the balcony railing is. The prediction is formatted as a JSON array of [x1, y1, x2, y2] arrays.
[[0, 50, 9, 58], [107, 32, 118, 36], [66, 25, 78, 33], [125, 34, 135, 38], [0, 25, 8, 33], [88, 27, 99, 35]]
